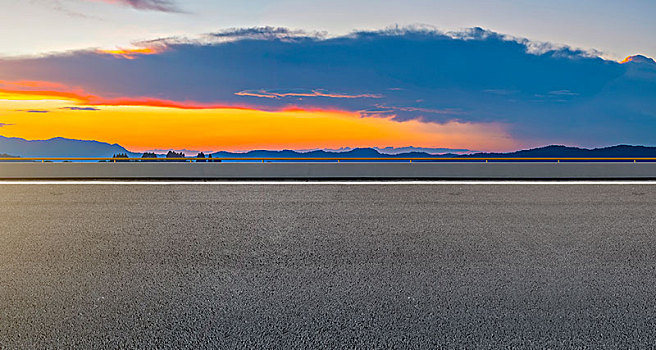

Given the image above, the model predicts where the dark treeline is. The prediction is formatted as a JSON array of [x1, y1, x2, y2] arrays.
[[111, 153, 130, 162], [103, 151, 221, 162], [106, 151, 222, 162], [193, 152, 220, 162]]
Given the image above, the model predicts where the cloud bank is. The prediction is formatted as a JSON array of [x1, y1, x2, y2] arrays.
[[0, 27, 654, 147]]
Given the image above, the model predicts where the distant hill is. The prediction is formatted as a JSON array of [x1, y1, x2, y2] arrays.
[[2, 136, 656, 159], [210, 148, 458, 159], [212, 145, 656, 159], [0, 153, 18, 158], [374, 146, 473, 155], [0, 136, 139, 158], [464, 145, 656, 158]]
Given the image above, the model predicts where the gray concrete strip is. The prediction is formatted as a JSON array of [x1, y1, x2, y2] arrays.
[[2, 162, 656, 179]]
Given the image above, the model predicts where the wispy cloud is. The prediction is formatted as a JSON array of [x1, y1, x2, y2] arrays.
[[0, 122, 13, 127], [359, 105, 465, 120], [208, 27, 321, 41], [90, 0, 180, 12], [30, 0, 101, 20], [235, 89, 382, 99], [548, 90, 579, 96]]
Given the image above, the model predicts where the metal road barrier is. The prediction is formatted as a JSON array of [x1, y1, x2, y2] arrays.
[[2, 157, 656, 163], [3, 158, 656, 179]]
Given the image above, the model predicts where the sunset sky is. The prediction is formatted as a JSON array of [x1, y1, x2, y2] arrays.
[[0, 0, 655, 153]]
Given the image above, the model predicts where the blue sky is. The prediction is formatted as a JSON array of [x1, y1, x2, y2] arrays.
[[0, 0, 654, 152], [1, 0, 655, 60]]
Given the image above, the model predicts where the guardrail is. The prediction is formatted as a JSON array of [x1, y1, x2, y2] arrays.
[[2, 157, 656, 163]]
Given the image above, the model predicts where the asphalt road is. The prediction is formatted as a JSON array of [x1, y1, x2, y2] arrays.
[[1, 183, 655, 348]]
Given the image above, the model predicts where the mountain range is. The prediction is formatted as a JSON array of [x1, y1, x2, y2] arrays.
[[0, 136, 139, 158], [2, 136, 656, 159]]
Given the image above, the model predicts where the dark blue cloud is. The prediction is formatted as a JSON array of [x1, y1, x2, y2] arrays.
[[15, 110, 50, 113], [0, 27, 654, 146], [61, 106, 101, 111]]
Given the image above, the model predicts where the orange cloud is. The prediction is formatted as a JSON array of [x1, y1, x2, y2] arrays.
[[620, 56, 635, 64], [0, 80, 249, 110], [96, 46, 165, 59], [0, 83, 93, 103], [93, 97, 253, 110]]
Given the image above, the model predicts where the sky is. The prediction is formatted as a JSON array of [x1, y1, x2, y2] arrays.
[[0, 0, 655, 152]]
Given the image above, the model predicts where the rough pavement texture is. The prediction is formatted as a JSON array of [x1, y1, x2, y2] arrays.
[[1, 184, 655, 348]]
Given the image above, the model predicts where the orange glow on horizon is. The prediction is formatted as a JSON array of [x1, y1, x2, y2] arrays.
[[0, 80, 519, 152]]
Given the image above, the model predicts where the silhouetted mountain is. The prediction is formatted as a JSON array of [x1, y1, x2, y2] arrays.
[[374, 146, 473, 155], [210, 148, 451, 159], [210, 145, 656, 159], [0, 136, 139, 158], [2, 136, 656, 159], [464, 145, 656, 158]]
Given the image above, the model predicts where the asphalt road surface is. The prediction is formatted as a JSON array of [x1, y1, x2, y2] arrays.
[[1, 183, 655, 348]]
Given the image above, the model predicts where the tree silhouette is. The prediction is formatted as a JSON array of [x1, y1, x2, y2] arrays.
[[195, 152, 206, 162], [166, 151, 185, 162], [112, 153, 129, 162], [141, 152, 158, 162]]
